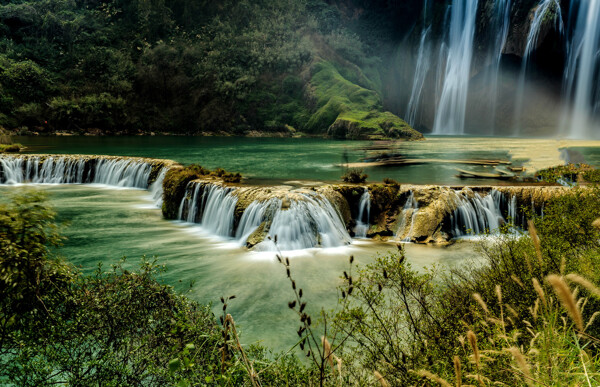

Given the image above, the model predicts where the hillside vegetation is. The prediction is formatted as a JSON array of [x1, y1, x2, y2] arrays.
[[0, 0, 422, 139]]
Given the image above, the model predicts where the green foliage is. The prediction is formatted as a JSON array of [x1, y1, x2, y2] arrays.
[[0, 0, 424, 138], [328, 186, 600, 385], [306, 61, 421, 139], [341, 168, 368, 183], [0, 143, 22, 152], [535, 163, 595, 184], [0, 60, 53, 103], [48, 93, 128, 132], [0, 190, 313, 385]]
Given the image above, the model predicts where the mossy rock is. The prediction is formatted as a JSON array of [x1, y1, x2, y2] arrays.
[[246, 222, 268, 248], [161, 167, 200, 219], [305, 60, 423, 141]]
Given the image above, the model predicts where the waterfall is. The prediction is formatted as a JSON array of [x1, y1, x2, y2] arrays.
[[0, 155, 156, 188], [561, 0, 600, 138], [176, 183, 351, 250], [353, 189, 371, 238], [406, 27, 432, 128], [508, 195, 517, 225], [396, 191, 420, 242], [256, 193, 352, 251], [235, 199, 280, 244], [432, 0, 478, 135], [93, 159, 153, 188], [149, 168, 168, 207], [480, 0, 512, 134], [450, 189, 508, 236], [513, 0, 564, 133], [177, 182, 238, 238]]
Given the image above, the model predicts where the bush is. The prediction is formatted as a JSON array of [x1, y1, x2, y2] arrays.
[[0, 143, 21, 152], [0, 190, 312, 386], [342, 168, 368, 183]]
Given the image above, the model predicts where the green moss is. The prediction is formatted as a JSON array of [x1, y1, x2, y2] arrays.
[[535, 164, 595, 184], [0, 143, 22, 153], [305, 61, 423, 140], [161, 168, 199, 219]]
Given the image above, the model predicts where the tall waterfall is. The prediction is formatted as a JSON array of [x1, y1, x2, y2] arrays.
[[480, 0, 512, 134], [406, 27, 432, 128], [450, 189, 516, 236], [0, 155, 156, 188], [513, 0, 564, 133], [562, 0, 600, 138], [353, 189, 371, 238], [432, 0, 478, 135]]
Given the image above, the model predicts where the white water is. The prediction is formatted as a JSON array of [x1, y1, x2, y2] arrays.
[[396, 191, 420, 242], [450, 189, 516, 237], [406, 26, 431, 127], [562, 0, 600, 138], [480, 0, 512, 134], [513, 0, 564, 134], [432, 0, 479, 135], [149, 168, 168, 207], [177, 182, 238, 238], [0, 155, 156, 188], [177, 183, 352, 251], [353, 189, 371, 238], [257, 193, 352, 251], [235, 199, 280, 245]]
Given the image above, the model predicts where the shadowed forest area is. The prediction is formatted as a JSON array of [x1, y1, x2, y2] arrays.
[[0, 0, 422, 139]]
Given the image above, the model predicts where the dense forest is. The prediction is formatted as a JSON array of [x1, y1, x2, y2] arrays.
[[0, 0, 424, 140]]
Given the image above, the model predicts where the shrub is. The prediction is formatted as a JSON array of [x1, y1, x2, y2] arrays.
[[341, 168, 368, 183], [0, 143, 21, 152]]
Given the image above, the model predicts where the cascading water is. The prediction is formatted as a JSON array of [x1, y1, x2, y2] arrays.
[[149, 168, 168, 207], [176, 183, 351, 250], [561, 0, 600, 138], [235, 199, 280, 245], [450, 189, 516, 237], [513, 0, 564, 133], [406, 26, 432, 128], [353, 189, 371, 238], [396, 191, 420, 242], [177, 182, 238, 238], [432, 0, 478, 135], [256, 193, 352, 251], [0, 155, 156, 188], [479, 0, 512, 134], [93, 159, 153, 188]]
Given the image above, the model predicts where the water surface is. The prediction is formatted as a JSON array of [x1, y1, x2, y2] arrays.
[[0, 184, 480, 351], [14, 135, 600, 185]]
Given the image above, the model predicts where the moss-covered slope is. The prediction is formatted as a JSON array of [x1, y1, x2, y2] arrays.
[[305, 61, 423, 140]]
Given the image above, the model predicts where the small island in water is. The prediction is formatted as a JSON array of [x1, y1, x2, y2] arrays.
[[1, 1, 600, 386]]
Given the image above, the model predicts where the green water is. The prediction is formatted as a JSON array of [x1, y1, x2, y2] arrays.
[[11, 135, 522, 185], [8, 135, 591, 351], [0, 184, 480, 351]]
